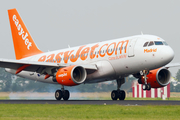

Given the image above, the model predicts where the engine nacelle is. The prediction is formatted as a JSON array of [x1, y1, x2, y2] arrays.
[[139, 68, 171, 88], [55, 65, 87, 86]]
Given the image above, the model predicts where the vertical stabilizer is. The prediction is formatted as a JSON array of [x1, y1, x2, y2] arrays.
[[8, 8, 43, 60]]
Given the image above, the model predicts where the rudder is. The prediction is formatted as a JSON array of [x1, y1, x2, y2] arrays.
[[8, 8, 43, 60]]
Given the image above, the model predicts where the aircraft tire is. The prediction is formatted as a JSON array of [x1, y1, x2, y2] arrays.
[[142, 84, 147, 90], [55, 90, 63, 100], [119, 90, 126, 100], [63, 90, 70, 101], [147, 84, 151, 91], [111, 90, 118, 100], [142, 84, 151, 91]]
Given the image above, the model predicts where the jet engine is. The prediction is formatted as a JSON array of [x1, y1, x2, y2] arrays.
[[55, 65, 87, 86], [138, 68, 171, 88]]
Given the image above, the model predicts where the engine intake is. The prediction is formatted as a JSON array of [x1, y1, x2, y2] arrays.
[[156, 68, 171, 86]]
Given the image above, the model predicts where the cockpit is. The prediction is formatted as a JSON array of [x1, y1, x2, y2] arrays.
[[143, 41, 168, 47]]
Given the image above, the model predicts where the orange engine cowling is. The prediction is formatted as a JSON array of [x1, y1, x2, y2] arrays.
[[140, 68, 171, 88], [55, 65, 87, 86]]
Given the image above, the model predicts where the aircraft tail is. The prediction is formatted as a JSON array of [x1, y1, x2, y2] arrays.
[[8, 8, 43, 60]]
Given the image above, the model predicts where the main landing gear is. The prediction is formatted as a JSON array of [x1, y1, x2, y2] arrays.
[[141, 70, 151, 91], [55, 85, 70, 100], [111, 78, 126, 100]]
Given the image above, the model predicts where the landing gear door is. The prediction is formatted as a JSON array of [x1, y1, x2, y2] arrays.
[[128, 38, 137, 57]]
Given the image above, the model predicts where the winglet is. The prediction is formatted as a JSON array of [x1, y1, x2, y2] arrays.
[[8, 8, 43, 60]]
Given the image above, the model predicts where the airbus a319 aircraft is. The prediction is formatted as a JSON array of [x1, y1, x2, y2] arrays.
[[2, 8, 175, 100]]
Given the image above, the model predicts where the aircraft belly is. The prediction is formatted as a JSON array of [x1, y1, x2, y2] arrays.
[[86, 60, 116, 82], [109, 57, 141, 76]]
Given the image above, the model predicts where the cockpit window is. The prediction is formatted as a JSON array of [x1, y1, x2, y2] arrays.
[[143, 42, 149, 47], [148, 41, 154, 46], [143, 41, 167, 47], [155, 41, 163, 45], [163, 42, 168, 45]]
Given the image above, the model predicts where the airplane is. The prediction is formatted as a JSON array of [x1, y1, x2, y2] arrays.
[[2, 8, 174, 100]]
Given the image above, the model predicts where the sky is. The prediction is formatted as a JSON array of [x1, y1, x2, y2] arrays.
[[0, 0, 180, 75]]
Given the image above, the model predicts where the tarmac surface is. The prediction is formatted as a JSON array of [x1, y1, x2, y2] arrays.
[[0, 100, 179, 105]]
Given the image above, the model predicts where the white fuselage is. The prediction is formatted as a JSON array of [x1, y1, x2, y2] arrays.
[[6, 35, 174, 84]]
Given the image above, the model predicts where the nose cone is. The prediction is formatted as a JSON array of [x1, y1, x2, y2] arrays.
[[161, 46, 174, 64]]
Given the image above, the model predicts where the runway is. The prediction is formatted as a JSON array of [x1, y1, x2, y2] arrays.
[[0, 100, 179, 105]]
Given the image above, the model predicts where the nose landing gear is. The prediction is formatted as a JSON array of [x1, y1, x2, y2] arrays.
[[141, 70, 151, 91]]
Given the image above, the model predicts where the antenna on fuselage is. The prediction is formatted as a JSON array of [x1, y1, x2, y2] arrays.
[[141, 31, 144, 35], [68, 45, 70, 48]]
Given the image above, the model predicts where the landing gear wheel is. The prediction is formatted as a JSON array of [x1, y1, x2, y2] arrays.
[[142, 84, 151, 91], [55, 90, 63, 100], [63, 90, 70, 101], [142, 84, 147, 90], [111, 90, 118, 100], [119, 90, 126, 100], [147, 84, 151, 91], [111, 78, 126, 101]]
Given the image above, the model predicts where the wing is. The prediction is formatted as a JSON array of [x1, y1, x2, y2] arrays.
[[164, 63, 180, 69], [0, 58, 97, 75]]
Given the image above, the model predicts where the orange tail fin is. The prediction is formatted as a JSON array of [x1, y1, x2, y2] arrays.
[[8, 8, 43, 60]]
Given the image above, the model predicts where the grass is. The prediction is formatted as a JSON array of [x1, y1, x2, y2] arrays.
[[0, 104, 180, 120], [0, 92, 180, 119]]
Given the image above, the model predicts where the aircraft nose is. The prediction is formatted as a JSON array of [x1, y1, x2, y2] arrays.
[[161, 46, 174, 64]]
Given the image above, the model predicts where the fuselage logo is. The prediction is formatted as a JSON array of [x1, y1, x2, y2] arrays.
[[13, 15, 32, 50], [38, 40, 129, 63], [58, 73, 67, 77]]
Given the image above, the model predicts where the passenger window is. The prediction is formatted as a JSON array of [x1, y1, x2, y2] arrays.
[[155, 41, 163, 45], [143, 42, 149, 47], [148, 41, 154, 46]]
